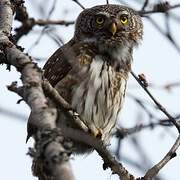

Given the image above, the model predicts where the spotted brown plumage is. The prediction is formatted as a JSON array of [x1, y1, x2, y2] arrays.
[[27, 4, 143, 153]]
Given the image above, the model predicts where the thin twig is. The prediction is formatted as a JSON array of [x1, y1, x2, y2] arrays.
[[139, 3, 180, 15], [116, 120, 173, 137], [35, 19, 74, 26], [42, 80, 180, 180], [14, 0, 74, 42], [0, 1, 75, 180], [141, 0, 149, 11], [72, 0, 85, 9], [131, 71, 180, 133], [46, 0, 57, 19], [143, 135, 180, 179], [42, 80, 136, 180]]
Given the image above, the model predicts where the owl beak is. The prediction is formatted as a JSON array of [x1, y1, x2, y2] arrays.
[[109, 22, 117, 36]]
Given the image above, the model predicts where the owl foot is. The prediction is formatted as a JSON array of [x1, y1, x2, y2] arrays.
[[88, 126, 102, 139], [72, 111, 102, 138]]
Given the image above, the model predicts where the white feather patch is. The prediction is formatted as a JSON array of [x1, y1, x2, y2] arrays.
[[71, 54, 127, 140]]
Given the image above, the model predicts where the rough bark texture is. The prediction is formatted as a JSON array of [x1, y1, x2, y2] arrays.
[[0, 1, 75, 180]]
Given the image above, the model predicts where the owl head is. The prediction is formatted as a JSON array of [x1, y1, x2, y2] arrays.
[[74, 4, 143, 49]]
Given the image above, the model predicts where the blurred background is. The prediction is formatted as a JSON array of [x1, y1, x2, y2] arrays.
[[0, 0, 180, 179]]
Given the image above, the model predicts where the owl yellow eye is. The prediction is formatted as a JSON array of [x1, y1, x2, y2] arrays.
[[96, 16, 105, 25], [120, 16, 128, 24]]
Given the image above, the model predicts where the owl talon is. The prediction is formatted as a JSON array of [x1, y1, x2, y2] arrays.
[[88, 127, 102, 139], [96, 129, 103, 139]]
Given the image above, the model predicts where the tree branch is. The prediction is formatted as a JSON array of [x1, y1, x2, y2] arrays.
[[131, 71, 180, 133], [143, 135, 180, 179], [35, 19, 75, 26], [130, 71, 180, 179], [13, 1, 74, 41], [42, 80, 136, 180], [0, 1, 75, 180]]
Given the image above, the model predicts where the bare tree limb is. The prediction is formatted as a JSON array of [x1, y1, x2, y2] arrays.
[[42, 80, 136, 180], [130, 70, 180, 179], [42, 78, 180, 180], [13, 2, 74, 41], [61, 126, 136, 180], [72, 0, 85, 9], [116, 120, 173, 138], [0, 1, 75, 180], [35, 19, 75, 26], [141, 0, 149, 11], [143, 135, 180, 179], [29, 129, 75, 180], [131, 71, 180, 133]]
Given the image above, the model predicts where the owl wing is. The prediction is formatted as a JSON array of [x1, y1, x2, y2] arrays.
[[43, 40, 97, 104], [43, 39, 75, 87]]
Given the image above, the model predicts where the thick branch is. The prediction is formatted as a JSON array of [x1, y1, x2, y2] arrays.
[[0, 1, 75, 180], [62, 126, 136, 180]]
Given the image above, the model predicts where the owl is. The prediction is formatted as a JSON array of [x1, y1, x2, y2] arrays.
[[28, 4, 143, 153]]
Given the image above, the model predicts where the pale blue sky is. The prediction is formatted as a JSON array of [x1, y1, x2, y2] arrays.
[[0, 0, 180, 179]]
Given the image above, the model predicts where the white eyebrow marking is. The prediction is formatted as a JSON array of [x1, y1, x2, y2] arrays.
[[96, 12, 110, 17]]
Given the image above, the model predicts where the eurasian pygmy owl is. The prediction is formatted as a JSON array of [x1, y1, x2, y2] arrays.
[[28, 4, 143, 153]]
